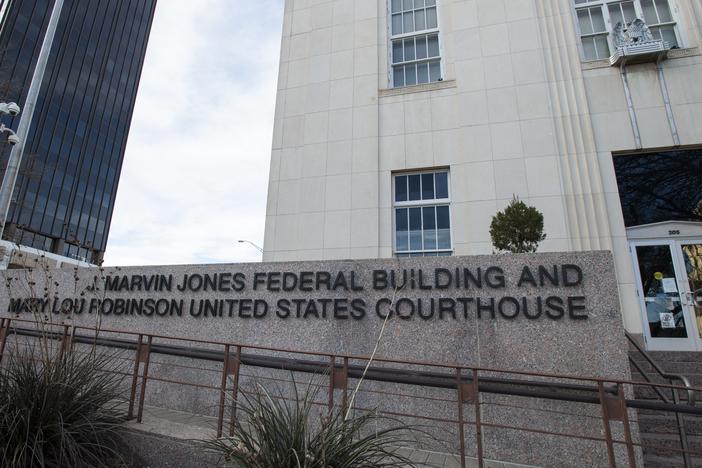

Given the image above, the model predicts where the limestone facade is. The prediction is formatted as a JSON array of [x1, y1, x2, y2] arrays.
[[263, 0, 702, 340]]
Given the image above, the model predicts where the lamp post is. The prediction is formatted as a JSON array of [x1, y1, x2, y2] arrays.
[[0, 0, 64, 239], [0, 119, 21, 145], [237, 239, 264, 254], [0, 102, 22, 148]]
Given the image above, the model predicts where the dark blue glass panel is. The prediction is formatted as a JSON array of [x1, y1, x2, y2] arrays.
[[409, 207, 422, 229], [429, 61, 441, 82], [423, 206, 436, 229], [408, 174, 421, 200], [393, 66, 404, 87], [437, 205, 450, 228], [392, 40, 403, 63], [404, 38, 415, 61], [428, 34, 439, 57], [409, 207, 422, 250], [437, 205, 451, 249], [435, 172, 448, 198], [395, 175, 407, 202], [422, 206, 437, 250], [422, 173, 434, 199], [416, 36, 427, 59], [395, 208, 408, 251], [405, 64, 417, 85]]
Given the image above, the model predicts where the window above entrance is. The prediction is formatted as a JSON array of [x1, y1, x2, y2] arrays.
[[573, 0, 680, 61], [613, 148, 702, 228]]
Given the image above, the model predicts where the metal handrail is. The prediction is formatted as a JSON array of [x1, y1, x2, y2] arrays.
[[5, 318, 702, 466], [625, 331, 696, 405], [625, 331, 695, 468], [5, 317, 699, 390], [8, 324, 702, 414]]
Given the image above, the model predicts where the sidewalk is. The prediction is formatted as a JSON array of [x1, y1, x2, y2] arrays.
[[124, 405, 541, 468]]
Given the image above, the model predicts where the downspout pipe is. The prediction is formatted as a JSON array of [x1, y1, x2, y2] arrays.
[[656, 55, 680, 147], [619, 58, 643, 150]]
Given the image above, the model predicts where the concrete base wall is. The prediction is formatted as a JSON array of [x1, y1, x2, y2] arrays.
[[122, 428, 222, 468], [0, 252, 639, 466]]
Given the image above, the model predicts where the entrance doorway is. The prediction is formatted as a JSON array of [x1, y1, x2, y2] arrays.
[[630, 237, 702, 351], [613, 148, 702, 351]]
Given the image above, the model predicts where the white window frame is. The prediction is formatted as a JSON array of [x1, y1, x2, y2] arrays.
[[572, 0, 683, 62], [387, 0, 443, 88], [392, 170, 453, 257]]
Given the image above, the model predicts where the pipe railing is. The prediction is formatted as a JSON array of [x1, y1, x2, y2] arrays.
[[2, 317, 701, 468], [626, 331, 696, 468]]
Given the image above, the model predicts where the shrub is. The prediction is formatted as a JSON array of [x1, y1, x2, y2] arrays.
[[489, 197, 546, 253], [0, 345, 130, 467], [204, 381, 418, 467]]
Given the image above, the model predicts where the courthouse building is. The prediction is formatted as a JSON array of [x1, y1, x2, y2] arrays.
[[263, 0, 702, 352]]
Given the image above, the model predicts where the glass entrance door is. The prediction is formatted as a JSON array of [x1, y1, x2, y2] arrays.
[[680, 242, 702, 346], [631, 240, 702, 351]]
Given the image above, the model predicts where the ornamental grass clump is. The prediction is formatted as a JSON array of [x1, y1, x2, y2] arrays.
[[0, 345, 130, 468], [204, 380, 417, 467]]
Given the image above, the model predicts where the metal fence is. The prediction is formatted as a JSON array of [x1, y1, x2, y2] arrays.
[[1, 316, 701, 468]]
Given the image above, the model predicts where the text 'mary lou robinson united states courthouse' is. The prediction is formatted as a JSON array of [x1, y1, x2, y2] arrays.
[[263, 0, 702, 353]]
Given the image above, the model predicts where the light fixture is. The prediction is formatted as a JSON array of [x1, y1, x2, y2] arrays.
[[237, 239, 263, 253]]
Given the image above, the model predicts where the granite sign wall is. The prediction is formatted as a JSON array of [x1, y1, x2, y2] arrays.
[[0, 251, 636, 466], [1, 251, 626, 377], [9, 264, 587, 321]]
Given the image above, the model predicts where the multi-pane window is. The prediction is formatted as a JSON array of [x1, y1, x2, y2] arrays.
[[574, 0, 679, 61], [577, 6, 609, 60], [640, 0, 677, 45], [390, 0, 441, 88], [393, 171, 451, 257]]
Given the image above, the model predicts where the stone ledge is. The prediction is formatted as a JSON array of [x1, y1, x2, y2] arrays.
[[581, 47, 700, 70], [379, 79, 457, 97]]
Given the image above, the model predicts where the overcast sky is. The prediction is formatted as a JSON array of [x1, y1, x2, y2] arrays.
[[104, 0, 283, 266]]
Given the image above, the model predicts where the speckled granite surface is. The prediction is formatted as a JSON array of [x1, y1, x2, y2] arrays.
[[1, 252, 637, 466]]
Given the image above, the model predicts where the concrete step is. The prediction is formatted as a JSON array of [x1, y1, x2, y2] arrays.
[[628, 350, 702, 467], [643, 453, 702, 468], [638, 413, 702, 436], [632, 385, 695, 402], [648, 351, 702, 362], [630, 359, 702, 381], [628, 361, 701, 398], [629, 357, 702, 377], [629, 368, 702, 384], [630, 350, 702, 363], [638, 433, 702, 458]]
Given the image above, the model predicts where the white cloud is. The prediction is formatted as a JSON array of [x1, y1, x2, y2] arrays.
[[104, 0, 283, 266]]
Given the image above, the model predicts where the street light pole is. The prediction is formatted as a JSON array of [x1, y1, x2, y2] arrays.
[[237, 239, 264, 254], [0, 0, 64, 239]]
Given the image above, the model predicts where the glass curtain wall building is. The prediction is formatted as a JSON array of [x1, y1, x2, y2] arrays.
[[0, 0, 156, 264]]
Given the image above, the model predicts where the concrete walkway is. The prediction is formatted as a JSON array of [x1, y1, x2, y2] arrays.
[[125, 405, 540, 468]]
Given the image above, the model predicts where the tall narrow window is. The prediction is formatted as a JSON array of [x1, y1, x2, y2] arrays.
[[390, 0, 441, 88], [573, 0, 679, 61], [640, 0, 678, 46], [577, 5, 609, 60], [393, 170, 451, 257]]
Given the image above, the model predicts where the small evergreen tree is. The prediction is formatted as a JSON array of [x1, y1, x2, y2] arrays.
[[490, 197, 546, 253]]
